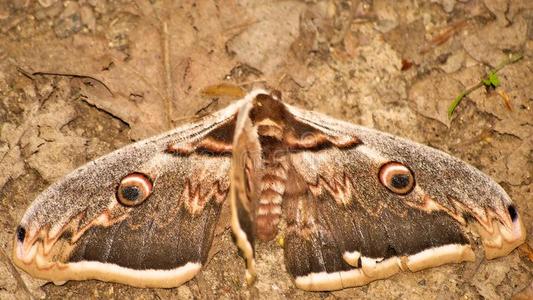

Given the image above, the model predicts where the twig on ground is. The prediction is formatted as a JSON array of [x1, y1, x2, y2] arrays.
[[447, 53, 523, 118]]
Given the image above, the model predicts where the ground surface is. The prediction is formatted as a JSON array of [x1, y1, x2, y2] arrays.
[[0, 0, 532, 299]]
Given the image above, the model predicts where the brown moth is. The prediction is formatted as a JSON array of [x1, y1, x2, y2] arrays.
[[13, 88, 526, 291]]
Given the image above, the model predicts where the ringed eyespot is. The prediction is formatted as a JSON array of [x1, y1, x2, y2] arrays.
[[379, 162, 415, 195], [116, 173, 153, 206]]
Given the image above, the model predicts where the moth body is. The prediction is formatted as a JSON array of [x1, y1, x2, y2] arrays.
[[254, 155, 288, 241]]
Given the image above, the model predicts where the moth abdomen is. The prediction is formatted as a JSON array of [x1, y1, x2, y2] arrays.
[[255, 160, 288, 241]]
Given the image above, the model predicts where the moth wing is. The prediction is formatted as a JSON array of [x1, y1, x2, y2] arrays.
[[228, 90, 272, 284], [13, 100, 245, 288], [282, 105, 526, 291]]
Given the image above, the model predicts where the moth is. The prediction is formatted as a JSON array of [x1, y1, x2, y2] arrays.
[[13, 88, 526, 291]]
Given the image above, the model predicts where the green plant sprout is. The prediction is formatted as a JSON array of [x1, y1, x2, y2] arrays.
[[447, 53, 523, 119]]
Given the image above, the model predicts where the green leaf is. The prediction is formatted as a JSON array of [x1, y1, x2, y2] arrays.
[[448, 92, 466, 119], [448, 53, 522, 119], [483, 72, 500, 88], [488, 72, 500, 86]]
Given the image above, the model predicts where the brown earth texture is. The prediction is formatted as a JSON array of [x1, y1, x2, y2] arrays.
[[0, 0, 532, 299]]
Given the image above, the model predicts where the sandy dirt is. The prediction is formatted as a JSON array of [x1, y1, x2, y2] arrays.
[[0, 0, 532, 299]]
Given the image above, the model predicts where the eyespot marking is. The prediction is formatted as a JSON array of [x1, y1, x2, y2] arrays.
[[116, 173, 153, 206], [379, 162, 415, 195], [122, 186, 140, 202], [391, 174, 410, 189]]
